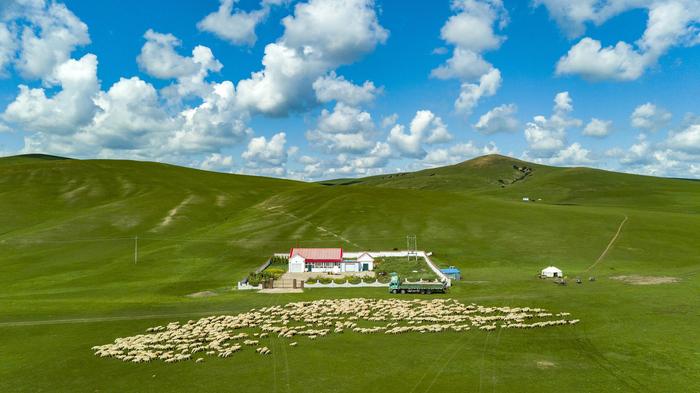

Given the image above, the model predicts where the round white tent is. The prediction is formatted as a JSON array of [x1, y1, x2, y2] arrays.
[[541, 266, 563, 278]]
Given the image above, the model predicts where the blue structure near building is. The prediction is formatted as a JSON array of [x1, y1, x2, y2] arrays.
[[440, 266, 461, 280]]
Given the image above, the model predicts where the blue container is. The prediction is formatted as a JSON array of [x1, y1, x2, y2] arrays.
[[440, 267, 461, 280]]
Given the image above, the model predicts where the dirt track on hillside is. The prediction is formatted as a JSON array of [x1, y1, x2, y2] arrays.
[[585, 215, 628, 272]]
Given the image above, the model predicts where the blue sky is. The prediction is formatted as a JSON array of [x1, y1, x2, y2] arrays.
[[0, 0, 699, 179]]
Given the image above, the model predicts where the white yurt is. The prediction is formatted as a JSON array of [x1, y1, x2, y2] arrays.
[[541, 266, 563, 278]]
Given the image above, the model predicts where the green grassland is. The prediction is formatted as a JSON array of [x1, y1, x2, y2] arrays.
[[374, 257, 439, 280], [0, 154, 699, 392]]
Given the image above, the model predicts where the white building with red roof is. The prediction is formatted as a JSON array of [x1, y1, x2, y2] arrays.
[[288, 248, 374, 273]]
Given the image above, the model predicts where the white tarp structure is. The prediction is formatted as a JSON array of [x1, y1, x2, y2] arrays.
[[541, 266, 563, 278]]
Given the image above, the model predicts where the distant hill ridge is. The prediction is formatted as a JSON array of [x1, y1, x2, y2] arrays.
[[1, 152, 698, 213], [320, 154, 554, 190], [0, 153, 71, 166], [13, 153, 70, 160], [317, 154, 700, 212]]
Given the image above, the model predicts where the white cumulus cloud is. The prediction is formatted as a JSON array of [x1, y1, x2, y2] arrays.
[[197, 0, 277, 46], [381, 113, 398, 128], [474, 103, 518, 134], [87, 76, 174, 150], [423, 141, 499, 166], [3, 53, 99, 134], [313, 71, 380, 106], [524, 91, 582, 157], [0, 23, 16, 76], [583, 118, 613, 137], [432, 0, 507, 116], [547, 142, 594, 165], [306, 102, 376, 154], [11, 0, 90, 81], [666, 123, 700, 153], [137, 30, 201, 79], [431, 0, 506, 80], [556, 38, 646, 81], [200, 153, 235, 172], [388, 110, 452, 158], [548, 0, 700, 81], [235, 0, 388, 116], [455, 68, 501, 116], [243, 132, 288, 167], [630, 102, 671, 131]]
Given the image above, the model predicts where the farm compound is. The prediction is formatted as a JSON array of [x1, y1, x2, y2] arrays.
[[288, 248, 374, 273]]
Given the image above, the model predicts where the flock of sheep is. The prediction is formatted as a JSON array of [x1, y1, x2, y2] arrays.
[[92, 298, 578, 364]]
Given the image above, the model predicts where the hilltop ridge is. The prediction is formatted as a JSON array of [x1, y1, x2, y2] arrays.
[[319, 154, 542, 188], [320, 154, 700, 212], [320, 154, 556, 191], [3, 152, 699, 213], [0, 153, 71, 166]]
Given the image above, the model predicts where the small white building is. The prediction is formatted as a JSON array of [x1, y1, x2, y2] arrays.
[[288, 248, 374, 273], [356, 252, 375, 272], [541, 266, 563, 278]]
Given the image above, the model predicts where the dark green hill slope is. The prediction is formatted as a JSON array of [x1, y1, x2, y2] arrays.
[[322, 154, 700, 213], [321, 154, 551, 190], [489, 166, 700, 213], [0, 157, 307, 239], [0, 153, 70, 166]]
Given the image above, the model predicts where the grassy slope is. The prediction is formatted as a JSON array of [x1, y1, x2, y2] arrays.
[[327, 154, 700, 213], [0, 155, 698, 392], [321, 154, 555, 190]]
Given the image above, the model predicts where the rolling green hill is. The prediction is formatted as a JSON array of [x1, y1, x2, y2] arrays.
[[320, 154, 550, 190], [0, 154, 699, 392], [324, 154, 700, 213]]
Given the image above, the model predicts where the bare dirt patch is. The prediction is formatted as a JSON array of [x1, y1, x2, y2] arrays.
[[62, 184, 88, 202], [186, 291, 218, 298], [536, 361, 557, 369], [610, 275, 680, 285], [215, 194, 228, 207], [153, 195, 195, 231]]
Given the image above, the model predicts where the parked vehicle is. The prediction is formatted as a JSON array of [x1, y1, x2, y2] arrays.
[[388, 273, 446, 294]]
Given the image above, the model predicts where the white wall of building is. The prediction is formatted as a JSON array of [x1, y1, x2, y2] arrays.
[[289, 255, 305, 273], [345, 263, 359, 272]]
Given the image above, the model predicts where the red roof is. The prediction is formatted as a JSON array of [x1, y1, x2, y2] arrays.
[[289, 248, 343, 263]]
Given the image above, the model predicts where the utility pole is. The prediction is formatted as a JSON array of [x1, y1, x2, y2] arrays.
[[134, 235, 138, 264]]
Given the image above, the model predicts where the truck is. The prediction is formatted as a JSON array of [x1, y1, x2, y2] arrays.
[[388, 273, 447, 294]]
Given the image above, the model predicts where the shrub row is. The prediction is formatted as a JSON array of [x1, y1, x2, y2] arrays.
[[305, 275, 378, 285], [247, 269, 284, 286]]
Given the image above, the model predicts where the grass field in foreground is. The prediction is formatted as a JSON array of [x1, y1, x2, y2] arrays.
[[0, 154, 698, 392]]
